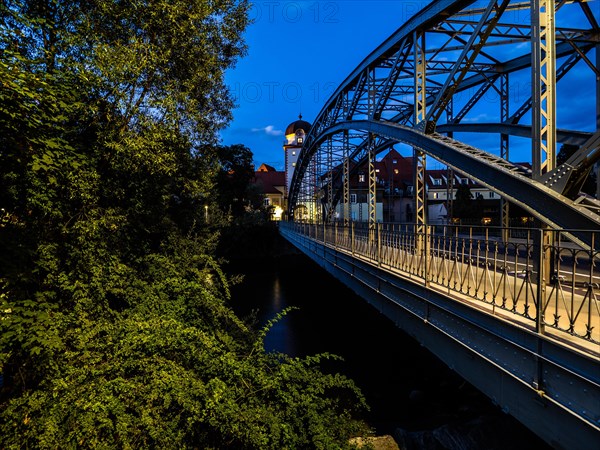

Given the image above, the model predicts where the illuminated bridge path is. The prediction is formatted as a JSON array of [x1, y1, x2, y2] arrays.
[[280, 1, 600, 449]]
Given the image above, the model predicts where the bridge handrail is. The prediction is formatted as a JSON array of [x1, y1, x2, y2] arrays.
[[281, 220, 600, 352]]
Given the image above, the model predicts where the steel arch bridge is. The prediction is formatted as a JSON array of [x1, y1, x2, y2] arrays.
[[287, 0, 600, 249]]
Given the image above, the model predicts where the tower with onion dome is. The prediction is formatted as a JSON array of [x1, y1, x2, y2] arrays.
[[283, 114, 311, 204]]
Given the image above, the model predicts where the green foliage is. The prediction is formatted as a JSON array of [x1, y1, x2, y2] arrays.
[[452, 183, 474, 219], [0, 1, 373, 447], [1, 256, 370, 449], [215, 144, 264, 218]]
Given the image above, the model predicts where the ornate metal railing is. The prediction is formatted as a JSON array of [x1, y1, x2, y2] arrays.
[[281, 221, 600, 349]]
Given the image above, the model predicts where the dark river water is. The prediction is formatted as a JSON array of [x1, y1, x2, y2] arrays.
[[227, 250, 552, 449]]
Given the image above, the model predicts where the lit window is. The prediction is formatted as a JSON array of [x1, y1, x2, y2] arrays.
[[292, 151, 296, 156], [297, 137, 303, 144], [375, 169, 380, 173], [432, 192, 438, 199], [394, 169, 399, 174], [358, 173, 365, 183], [392, 159, 397, 164], [292, 162, 296, 167]]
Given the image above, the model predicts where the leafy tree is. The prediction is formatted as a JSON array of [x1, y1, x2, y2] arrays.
[[452, 182, 474, 219], [1, 245, 370, 449], [215, 143, 261, 218], [0, 2, 373, 447]]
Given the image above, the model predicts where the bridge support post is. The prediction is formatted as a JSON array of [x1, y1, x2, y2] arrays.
[[413, 30, 428, 260], [500, 73, 510, 240], [534, 228, 547, 336], [334, 222, 337, 249], [326, 136, 334, 223], [377, 222, 381, 267], [343, 130, 350, 225], [368, 133, 377, 234], [596, 43, 600, 200], [531, 0, 557, 299], [531, 0, 556, 176], [351, 221, 355, 257]]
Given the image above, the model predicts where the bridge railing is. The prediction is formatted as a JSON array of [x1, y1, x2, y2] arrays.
[[281, 221, 600, 349]]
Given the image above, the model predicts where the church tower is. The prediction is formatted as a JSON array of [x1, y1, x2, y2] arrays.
[[283, 114, 311, 204]]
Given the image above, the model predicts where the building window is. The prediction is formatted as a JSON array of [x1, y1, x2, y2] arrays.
[[358, 173, 365, 183], [392, 159, 397, 164], [432, 192, 438, 199], [292, 151, 296, 156], [489, 192, 495, 198], [461, 178, 469, 185], [297, 137, 303, 144], [350, 194, 357, 203], [292, 162, 296, 167], [432, 178, 442, 186], [263, 198, 271, 206], [394, 169, 399, 174]]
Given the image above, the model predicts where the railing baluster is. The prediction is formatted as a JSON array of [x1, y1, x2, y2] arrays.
[[282, 221, 599, 346]]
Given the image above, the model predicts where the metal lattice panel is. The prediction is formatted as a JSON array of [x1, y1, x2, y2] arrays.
[[288, 0, 600, 247]]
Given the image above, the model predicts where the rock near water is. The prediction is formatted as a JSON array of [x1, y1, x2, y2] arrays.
[[349, 435, 401, 450]]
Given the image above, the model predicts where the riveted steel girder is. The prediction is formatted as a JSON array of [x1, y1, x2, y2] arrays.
[[289, 0, 600, 245], [427, 0, 511, 127], [436, 123, 593, 145], [302, 120, 600, 247], [343, 131, 350, 225], [531, 0, 557, 178]]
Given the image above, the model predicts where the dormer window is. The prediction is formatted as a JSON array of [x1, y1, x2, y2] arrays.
[[297, 137, 303, 144]]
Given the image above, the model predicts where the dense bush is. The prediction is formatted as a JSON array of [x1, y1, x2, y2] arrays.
[[0, 1, 371, 448]]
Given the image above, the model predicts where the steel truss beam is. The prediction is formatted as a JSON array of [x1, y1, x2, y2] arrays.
[[286, 2, 600, 446], [343, 131, 350, 225], [427, 0, 511, 127], [296, 120, 600, 248], [436, 122, 592, 145], [531, 0, 557, 177], [368, 134, 377, 228], [289, 0, 600, 245]]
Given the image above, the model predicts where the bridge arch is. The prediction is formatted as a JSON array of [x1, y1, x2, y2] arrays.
[[287, 0, 600, 247]]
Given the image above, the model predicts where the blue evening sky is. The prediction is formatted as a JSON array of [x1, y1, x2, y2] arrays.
[[220, 1, 426, 169], [219, 1, 599, 170]]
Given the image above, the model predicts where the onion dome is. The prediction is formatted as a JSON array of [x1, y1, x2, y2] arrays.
[[285, 114, 311, 135]]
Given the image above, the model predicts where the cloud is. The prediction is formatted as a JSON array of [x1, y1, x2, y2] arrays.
[[251, 125, 284, 136]]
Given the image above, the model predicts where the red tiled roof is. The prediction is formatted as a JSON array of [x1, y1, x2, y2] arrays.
[[253, 169, 285, 194], [257, 163, 277, 172]]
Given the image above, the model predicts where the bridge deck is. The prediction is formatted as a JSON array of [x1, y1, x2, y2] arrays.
[[279, 221, 600, 449]]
